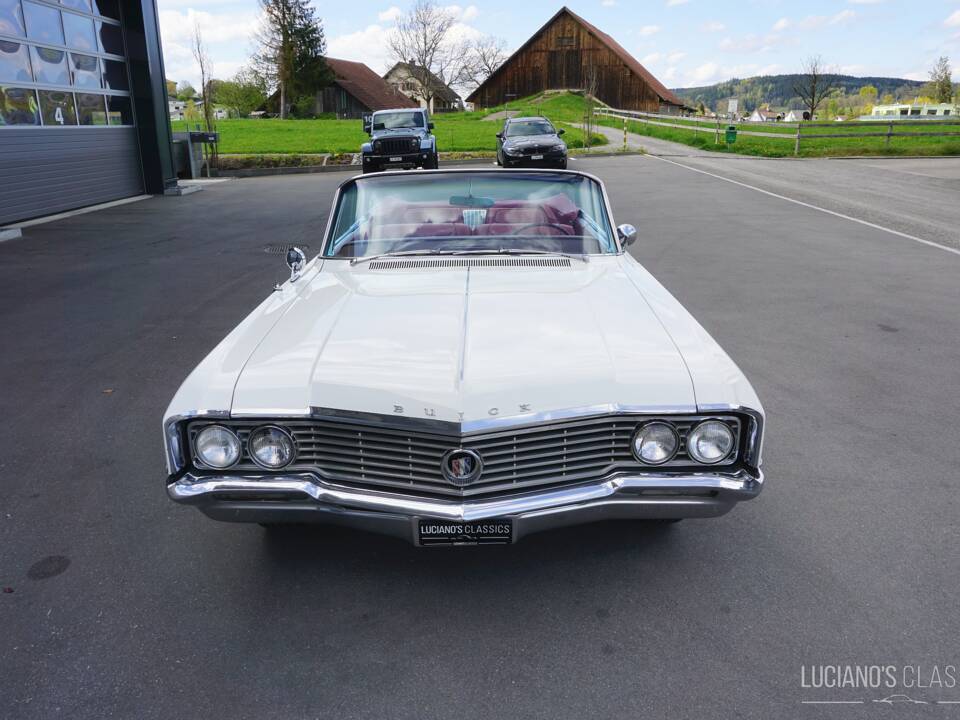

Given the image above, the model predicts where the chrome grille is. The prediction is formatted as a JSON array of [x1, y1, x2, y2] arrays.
[[188, 415, 742, 499]]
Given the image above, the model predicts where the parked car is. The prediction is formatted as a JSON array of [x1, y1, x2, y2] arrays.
[[497, 116, 568, 169], [360, 108, 438, 173], [163, 169, 765, 546]]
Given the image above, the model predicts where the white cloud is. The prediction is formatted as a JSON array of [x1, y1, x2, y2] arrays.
[[848, 0, 882, 4], [830, 10, 856, 24], [641, 52, 663, 65], [158, 7, 258, 86], [444, 4, 479, 22], [638, 25, 661, 36], [666, 0, 688, 6], [602, 0, 617, 6], [328, 24, 395, 72], [772, 17, 790, 32], [945, 10, 960, 27], [718, 33, 779, 53], [378, 6, 402, 22], [701, 21, 725, 32], [677, 62, 782, 87], [667, 51, 686, 63], [159, 8, 257, 45]]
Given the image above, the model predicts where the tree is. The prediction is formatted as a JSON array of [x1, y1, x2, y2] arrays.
[[792, 56, 838, 121], [254, 0, 332, 119], [176, 81, 197, 100], [927, 56, 953, 104], [213, 69, 268, 117], [165, 79, 177, 97], [858, 85, 877, 105], [388, 1, 466, 111], [459, 36, 508, 91]]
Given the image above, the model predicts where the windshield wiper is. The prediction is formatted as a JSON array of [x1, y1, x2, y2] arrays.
[[494, 247, 589, 262]]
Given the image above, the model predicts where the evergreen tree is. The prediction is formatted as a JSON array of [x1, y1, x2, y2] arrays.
[[254, 0, 333, 119]]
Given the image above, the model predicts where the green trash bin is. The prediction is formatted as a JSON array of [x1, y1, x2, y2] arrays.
[[725, 125, 738, 144]]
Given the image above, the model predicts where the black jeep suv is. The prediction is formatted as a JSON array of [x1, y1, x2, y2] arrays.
[[361, 108, 438, 173], [496, 116, 568, 169]]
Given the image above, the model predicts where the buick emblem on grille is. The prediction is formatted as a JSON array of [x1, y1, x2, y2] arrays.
[[441, 449, 484, 487]]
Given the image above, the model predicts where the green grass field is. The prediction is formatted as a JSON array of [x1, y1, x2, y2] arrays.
[[598, 115, 960, 158], [173, 94, 605, 155]]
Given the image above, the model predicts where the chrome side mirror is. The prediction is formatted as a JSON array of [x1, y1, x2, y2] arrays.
[[617, 224, 638, 248], [286, 246, 306, 282]]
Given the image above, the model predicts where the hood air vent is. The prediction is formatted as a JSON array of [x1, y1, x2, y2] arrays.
[[368, 257, 573, 270]]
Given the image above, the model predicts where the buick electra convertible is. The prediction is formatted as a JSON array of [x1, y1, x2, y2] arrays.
[[163, 169, 765, 546]]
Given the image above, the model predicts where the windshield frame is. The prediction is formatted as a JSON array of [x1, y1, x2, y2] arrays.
[[371, 111, 424, 130], [319, 169, 625, 260]]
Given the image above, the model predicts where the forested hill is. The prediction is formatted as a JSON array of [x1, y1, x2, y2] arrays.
[[672, 75, 925, 111]]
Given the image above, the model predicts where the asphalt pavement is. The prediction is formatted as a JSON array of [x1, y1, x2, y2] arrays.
[[1, 156, 959, 719]]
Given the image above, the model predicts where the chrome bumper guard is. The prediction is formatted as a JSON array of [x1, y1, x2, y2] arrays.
[[169, 470, 762, 544]]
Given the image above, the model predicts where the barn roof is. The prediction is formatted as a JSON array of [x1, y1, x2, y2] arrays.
[[466, 6, 684, 107], [326, 58, 418, 111]]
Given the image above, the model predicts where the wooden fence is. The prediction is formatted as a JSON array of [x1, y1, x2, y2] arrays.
[[594, 108, 960, 155]]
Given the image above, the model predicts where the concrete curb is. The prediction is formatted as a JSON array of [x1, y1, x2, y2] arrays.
[[213, 152, 646, 178]]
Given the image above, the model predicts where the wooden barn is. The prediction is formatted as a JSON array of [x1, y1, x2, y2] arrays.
[[466, 7, 686, 114], [315, 58, 417, 119]]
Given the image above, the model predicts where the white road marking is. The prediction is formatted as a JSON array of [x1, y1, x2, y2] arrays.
[[644, 154, 960, 258], [800, 700, 864, 704]]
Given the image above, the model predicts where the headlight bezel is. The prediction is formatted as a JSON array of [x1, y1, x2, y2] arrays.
[[686, 419, 737, 465], [631, 421, 680, 465], [247, 425, 298, 470], [193, 424, 242, 470]]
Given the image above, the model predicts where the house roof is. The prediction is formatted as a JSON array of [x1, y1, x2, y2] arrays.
[[326, 57, 418, 111], [466, 6, 683, 107], [384, 62, 461, 104]]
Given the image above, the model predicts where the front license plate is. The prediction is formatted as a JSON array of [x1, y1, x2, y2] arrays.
[[389, 156, 403, 162], [531, 154, 544, 160], [418, 519, 513, 546]]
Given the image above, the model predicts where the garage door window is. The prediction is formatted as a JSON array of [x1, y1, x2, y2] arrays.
[[75, 90, 104, 124], [62, 11, 95, 52], [38, 87, 75, 124], [0, 0, 25, 37], [22, 1, 62, 44], [0, 85, 39, 124], [0, 0, 132, 127], [0, 38, 31, 81]]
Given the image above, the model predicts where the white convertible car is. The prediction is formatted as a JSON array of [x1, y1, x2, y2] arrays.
[[164, 169, 764, 545]]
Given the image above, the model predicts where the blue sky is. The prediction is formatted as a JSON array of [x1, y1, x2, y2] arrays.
[[156, 0, 960, 90]]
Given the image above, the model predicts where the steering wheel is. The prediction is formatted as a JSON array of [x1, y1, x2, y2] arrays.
[[510, 223, 570, 235]]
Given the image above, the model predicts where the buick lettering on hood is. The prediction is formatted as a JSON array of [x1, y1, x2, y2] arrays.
[[163, 169, 765, 546]]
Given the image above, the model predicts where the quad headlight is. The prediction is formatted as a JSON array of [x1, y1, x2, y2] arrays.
[[410, 137, 421, 150], [248, 426, 296, 469], [194, 425, 241, 469], [632, 422, 679, 465], [686, 420, 736, 464]]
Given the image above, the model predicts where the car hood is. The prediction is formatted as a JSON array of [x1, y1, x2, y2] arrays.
[[504, 133, 562, 147], [229, 257, 696, 426]]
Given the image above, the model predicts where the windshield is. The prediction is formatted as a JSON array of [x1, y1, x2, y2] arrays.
[[506, 121, 556, 137], [324, 172, 617, 259], [372, 112, 423, 130]]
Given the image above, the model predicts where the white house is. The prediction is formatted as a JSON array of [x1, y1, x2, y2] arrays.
[[783, 109, 810, 122], [863, 102, 955, 120], [748, 108, 784, 122]]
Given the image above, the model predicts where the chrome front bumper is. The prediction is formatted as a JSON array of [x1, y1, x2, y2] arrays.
[[168, 470, 763, 544]]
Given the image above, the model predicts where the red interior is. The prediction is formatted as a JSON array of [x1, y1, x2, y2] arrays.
[[356, 195, 584, 252]]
